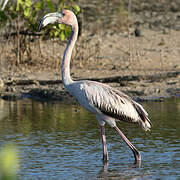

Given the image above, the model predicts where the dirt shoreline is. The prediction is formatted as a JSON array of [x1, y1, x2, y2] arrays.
[[0, 69, 179, 102]]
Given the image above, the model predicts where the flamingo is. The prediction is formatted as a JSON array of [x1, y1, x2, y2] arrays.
[[38, 10, 152, 164]]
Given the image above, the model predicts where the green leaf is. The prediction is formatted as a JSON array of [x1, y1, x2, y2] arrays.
[[59, 31, 65, 41], [16, 1, 20, 11], [34, 1, 43, 11], [16, 0, 23, 11], [73, 5, 80, 14], [54, 30, 59, 37], [25, 0, 32, 7], [64, 26, 71, 37], [24, 7, 31, 18], [9, 5, 14, 11], [31, 10, 36, 18], [52, 25, 58, 30], [58, 24, 65, 30], [47, 0, 55, 11]]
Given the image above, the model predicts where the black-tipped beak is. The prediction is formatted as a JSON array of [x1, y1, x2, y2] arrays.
[[38, 12, 63, 32]]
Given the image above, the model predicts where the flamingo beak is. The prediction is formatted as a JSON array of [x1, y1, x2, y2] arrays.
[[38, 12, 63, 31]]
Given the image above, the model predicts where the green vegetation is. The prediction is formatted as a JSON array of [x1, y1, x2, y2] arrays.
[[0, 0, 80, 65], [0, 0, 80, 38]]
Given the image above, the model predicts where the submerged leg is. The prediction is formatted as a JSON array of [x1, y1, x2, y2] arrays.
[[113, 126, 141, 163], [100, 125, 109, 162]]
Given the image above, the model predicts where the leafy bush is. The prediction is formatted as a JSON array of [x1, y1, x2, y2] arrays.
[[0, 0, 80, 65], [1, 0, 80, 38]]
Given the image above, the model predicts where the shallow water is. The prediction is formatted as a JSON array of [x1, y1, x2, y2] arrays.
[[0, 98, 179, 179]]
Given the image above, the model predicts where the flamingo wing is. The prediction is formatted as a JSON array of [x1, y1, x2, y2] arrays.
[[82, 81, 151, 131]]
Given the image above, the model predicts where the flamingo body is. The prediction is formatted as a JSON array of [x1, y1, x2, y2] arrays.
[[67, 80, 151, 130], [38, 10, 151, 163]]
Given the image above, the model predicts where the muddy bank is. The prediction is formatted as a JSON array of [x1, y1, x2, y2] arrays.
[[0, 70, 179, 102]]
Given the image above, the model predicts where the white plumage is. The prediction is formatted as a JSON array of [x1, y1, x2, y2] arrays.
[[39, 9, 152, 164], [68, 80, 151, 131]]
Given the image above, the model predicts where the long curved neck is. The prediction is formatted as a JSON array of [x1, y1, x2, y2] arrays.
[[61, 22, 78, 86]]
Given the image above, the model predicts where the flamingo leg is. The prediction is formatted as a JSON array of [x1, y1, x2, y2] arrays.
[[113, 126, 141, 163], [100, 126, 109, 162]]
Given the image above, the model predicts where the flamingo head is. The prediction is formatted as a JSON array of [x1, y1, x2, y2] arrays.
[[38, 9, 77, 31]]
